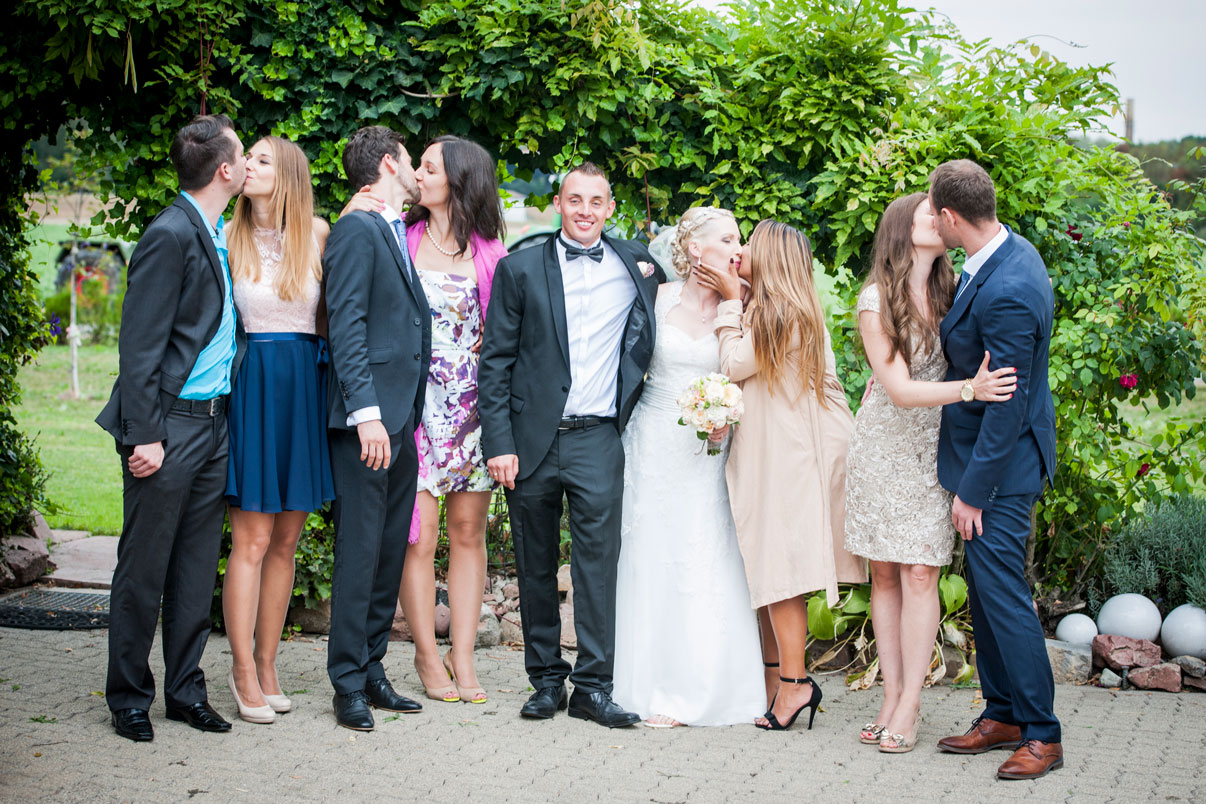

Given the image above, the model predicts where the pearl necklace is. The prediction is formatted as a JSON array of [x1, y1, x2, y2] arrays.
[[426, 223, 458, 257]]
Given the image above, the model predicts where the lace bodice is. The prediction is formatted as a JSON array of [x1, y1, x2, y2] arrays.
[[641, 283, 724, 411], [232, 228, 320, 334]]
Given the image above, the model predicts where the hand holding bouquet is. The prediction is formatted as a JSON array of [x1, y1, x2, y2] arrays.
[[677, 373, 744, 455]]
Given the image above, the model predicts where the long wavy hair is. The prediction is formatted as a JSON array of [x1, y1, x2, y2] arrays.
[[862, 193, 955, 369], [227, 136, 320, 301], [404, 135, 505, 254], [747, 220, 829, 407]]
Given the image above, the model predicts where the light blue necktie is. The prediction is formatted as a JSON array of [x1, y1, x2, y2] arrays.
[[390, 218, 413, 281], [954, 270, 971, 302]]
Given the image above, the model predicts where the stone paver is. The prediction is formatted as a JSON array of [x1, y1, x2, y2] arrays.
[[45, 536, 118, 589], [1, 625, 1203, 803]]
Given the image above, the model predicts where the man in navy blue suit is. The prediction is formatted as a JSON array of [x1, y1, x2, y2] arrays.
[[928, 160, 1061, 780]]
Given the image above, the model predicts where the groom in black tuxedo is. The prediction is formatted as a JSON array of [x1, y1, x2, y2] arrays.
[[929, 160, 1061, 780], [323, 126, 431, 730], [479, 163, 662, 727]]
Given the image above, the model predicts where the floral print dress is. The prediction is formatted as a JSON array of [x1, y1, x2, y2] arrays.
[[415, 269, 494, 495]]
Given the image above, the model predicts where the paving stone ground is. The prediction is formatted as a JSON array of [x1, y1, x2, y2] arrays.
[[1, 625, 1203, 804]]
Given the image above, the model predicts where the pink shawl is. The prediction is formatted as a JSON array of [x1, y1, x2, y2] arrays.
[[405, 219, 507, 542]]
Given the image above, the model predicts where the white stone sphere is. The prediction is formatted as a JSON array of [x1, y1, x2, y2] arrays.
[[1055, 613, 1098, 644], [1096, 593, 1163, 642], [1161, 604, 1206, 660]]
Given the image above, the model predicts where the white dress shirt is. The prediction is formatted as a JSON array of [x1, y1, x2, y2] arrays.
[[558, 236, 638, 418], [346, 204, 408, 427], [957, 223, 1008, 292]]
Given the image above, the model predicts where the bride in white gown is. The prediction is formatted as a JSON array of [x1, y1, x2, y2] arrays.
[[612, 208, 765, 727]]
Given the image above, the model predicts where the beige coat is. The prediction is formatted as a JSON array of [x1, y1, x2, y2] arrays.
[[716, 300, 867, 608]]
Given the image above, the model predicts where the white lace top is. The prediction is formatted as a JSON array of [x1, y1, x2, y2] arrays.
[[231, 228, 319, 334]]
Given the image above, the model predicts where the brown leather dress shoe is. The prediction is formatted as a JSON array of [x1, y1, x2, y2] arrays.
[[997, 739, 1064, 780], [937, 716, 1022, 754]]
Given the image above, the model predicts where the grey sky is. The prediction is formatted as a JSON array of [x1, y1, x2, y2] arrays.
[[694, 1, 1204, 143]]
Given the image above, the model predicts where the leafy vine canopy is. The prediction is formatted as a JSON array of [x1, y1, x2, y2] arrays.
[[4, 0, 1205, 589]]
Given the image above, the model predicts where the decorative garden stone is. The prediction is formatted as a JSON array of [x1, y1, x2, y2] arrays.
[[1096, 593, 1162, 641], [1160, 604, 1206, 660], [1045, 639, 1092, 683], [1055, 612, 1098, 644], [1091, 634, 1161, 671], [1099, 668, 1123, 688], [1127, 662, 1182, 692], [1172, 655, 1206, 678]]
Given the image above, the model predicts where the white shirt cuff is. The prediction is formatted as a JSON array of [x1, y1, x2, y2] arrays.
[[346, 406, 382, 427]]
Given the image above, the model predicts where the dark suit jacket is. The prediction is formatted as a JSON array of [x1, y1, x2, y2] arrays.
[[96, 195, 246, 445], [478, 234, 661, 480], [937, 226, 1057, 510], [323, 211, 430, 436]]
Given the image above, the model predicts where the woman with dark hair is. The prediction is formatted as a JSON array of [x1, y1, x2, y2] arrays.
[[353, 135, 507, 704], [843, 193, 1015, 752]]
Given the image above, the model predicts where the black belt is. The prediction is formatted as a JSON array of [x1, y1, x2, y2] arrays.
[[171, 396, 228, 417], [558, 416, 615, 431]]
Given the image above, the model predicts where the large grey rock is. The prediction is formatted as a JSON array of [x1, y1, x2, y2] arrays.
[[499, 611, 523, 644], [1046, 639, 1092, 684], [475, 603, 500, 648], [433, 602, 451, 637], [2, 534, 55, 587], [1099, 668, 1123, 688], [0, 559, 15, 589], [287, 599, 331, 635], [1173, 655, 1206, 678]]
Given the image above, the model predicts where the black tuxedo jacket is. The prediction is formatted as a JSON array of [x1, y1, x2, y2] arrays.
[[937, 226, 1057, 509], [96, 195, 246, 445], [322, 211, 430, 436], [478, 234, 662, 480]]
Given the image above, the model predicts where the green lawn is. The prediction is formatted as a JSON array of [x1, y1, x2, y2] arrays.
[[15, 344, 123, 534]]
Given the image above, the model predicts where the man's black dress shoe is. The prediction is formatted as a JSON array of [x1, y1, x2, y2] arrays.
[[365, 678, 423, 713], [520, 685, 568, 719], [333, 691, 375, 731], [164, 701, 232, 733], [567, 689, 640, 728], [111, 708, 154, 742]]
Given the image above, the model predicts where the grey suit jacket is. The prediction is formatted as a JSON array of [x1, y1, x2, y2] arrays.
[[322, 210, 431, 436], [96, 195, 245, 445]]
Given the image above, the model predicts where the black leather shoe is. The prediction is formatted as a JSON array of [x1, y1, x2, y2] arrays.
[[164, 701, 232, 733], [333, 691, 375, 731], [111, 708, 153, 741], [568, 689, 640, 728], [365, 678, 423, 713], [520, 685, 568, 719]]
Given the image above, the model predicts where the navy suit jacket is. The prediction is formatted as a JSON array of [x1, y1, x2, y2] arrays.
[[937, 226, 1056, 510]]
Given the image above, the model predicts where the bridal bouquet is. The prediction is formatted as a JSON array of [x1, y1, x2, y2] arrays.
[[677, 373, 744, 455]]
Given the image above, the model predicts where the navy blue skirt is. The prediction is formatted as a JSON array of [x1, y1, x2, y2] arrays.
[[225, 333, 335, 513]]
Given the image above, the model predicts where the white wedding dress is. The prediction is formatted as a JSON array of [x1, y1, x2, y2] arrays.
[[612, 282, 765, 725]]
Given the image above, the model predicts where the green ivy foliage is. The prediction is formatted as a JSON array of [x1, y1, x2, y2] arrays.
[[4, 0, 1204, 599]]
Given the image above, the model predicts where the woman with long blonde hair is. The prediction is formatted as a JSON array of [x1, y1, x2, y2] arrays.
[[222, 135, 334, 724], [696, 220, 866, 732], [843, 193, 1015, 752]]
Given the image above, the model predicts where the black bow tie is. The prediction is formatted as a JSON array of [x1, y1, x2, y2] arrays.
[[561, 238, 604, 263]]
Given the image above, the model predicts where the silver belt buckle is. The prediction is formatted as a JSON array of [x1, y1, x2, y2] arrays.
[[208, 397, 219, 417]]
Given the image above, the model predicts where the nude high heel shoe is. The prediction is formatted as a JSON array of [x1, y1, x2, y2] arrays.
[[228, 669, 276, 724]]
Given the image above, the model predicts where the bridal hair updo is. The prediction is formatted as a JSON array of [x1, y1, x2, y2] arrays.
[[669, 206, 737, 280]]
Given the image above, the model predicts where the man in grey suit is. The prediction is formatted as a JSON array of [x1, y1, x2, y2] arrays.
[[97, 114, 246, 741], [323, 126, 431, 731], [479, 163, 662, 727]]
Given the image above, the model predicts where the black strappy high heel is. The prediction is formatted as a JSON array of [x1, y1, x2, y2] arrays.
[[763, 662, 780, 708], [756, 675, 822, 731]]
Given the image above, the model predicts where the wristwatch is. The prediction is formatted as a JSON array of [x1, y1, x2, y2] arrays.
[[961, 379, 975, 403]]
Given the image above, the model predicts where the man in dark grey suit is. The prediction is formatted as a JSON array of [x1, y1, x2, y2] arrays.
[[97, 114, 246, 741], [479, 163, 662, 727], [323, 126, 431, 731]]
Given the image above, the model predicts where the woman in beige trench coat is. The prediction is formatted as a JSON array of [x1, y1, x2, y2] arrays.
[[697, 220, 866, 732]]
